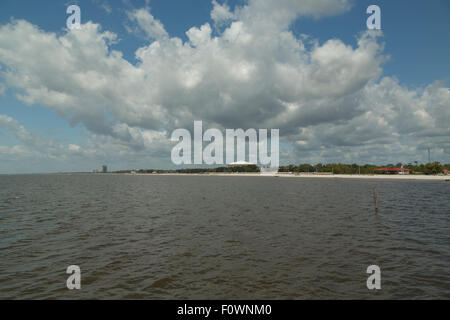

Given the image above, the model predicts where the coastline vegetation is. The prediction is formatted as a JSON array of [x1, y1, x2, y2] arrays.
[[113, 162, 449, 175], [278, 162, 448, 175]]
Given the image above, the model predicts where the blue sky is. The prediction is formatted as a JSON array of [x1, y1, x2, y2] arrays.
[[0, 0, 449, 173]]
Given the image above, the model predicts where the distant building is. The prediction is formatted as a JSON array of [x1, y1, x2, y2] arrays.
[[227, 161, 255, 167], [102, 165, 108, 173], [374, 167, 410, 175], [444, 169, 449, 175]]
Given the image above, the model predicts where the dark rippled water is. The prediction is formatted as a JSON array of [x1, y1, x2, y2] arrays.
[[0, 174, 449, 299]]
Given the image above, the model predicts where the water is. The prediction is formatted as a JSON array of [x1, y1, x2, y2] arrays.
[[0, 174, 449, 299]]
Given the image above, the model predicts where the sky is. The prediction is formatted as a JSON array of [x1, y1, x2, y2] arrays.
[[0, 0, 449, 173]]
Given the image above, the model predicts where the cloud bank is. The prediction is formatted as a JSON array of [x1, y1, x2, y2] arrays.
[[0, 0, 449, 171]]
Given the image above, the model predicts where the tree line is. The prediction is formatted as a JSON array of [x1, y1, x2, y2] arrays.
[[113, 162, 449, 175], [278, 162, 449, 175], [114, 165, 261, 174]]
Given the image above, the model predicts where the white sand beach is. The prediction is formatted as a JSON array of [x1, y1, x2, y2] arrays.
[[128, 172, 450, 180]]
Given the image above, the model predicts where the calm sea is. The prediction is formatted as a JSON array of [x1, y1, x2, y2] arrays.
[[0, 174, 449, 299]]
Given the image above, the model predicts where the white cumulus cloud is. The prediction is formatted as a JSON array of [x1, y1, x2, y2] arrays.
[[0, 0, 448, 170]]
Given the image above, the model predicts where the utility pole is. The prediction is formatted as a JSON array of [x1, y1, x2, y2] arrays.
[[428, 148, 431, 163]]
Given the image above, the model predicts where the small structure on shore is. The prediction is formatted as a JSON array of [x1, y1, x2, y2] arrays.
[[260, 166, 279, 175]]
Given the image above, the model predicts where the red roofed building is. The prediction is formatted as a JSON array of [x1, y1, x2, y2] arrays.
[[374, 167, 410, 175]]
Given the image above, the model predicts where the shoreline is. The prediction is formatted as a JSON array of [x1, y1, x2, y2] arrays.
[[123, 172, 450, 180]]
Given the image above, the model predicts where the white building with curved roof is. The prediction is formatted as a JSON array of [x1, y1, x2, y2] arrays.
[[227, 161, 255, 167]]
